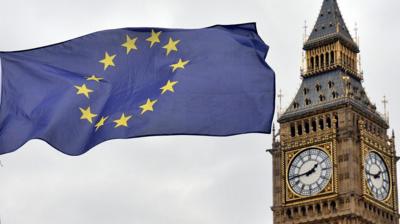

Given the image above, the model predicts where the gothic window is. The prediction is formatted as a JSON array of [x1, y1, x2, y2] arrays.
[[316, 84, 322, 92], [310, 57, 315, 69], [316, 55, 320, 68], [328, 81, 334, 88], [332, 91, 339, 99], [305, 121, 310, 133], [312, 119, 317, 132], [334, 114, 339, 128], [325, 52, 329, 67], [330, 51, 335, 64], [305, 98, 312, 105], [321, 54, 324, 68], [298, 124, 303, 135], [301, 207, 306, 216], [326, 116, 332, 128], [316, 204, 321, 214], [330, 201, 337, 212], [319, 95, 326, 102], [293, 102, 299, 109], [303, 88, 310, 95], [290, 125, 296, 137], [286, 209, 292, 219], [319, 118, 324, 130], [308, 205, 313, 214]]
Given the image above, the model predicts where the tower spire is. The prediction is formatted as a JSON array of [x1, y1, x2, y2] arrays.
[[304, 0, 358, 52]]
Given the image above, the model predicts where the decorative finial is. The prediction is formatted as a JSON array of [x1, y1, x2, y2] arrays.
[[303, 20, 308, 43], [277, 89, 284, 118], [382, 95, 389, 122], [354, 22, 359, 45]]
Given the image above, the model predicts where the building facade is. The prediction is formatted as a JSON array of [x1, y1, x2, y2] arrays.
[[270, 0, 400, 223]]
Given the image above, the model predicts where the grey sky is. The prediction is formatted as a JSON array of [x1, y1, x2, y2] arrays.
[[0, 0, 399, 223]]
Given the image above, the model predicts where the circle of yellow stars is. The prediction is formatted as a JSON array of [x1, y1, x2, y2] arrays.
[[74, 30, 190, 131]]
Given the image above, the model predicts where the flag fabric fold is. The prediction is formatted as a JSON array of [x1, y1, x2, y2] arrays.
[[0, 23, 275, 156]]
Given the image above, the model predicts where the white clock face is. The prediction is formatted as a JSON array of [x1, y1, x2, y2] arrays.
[[288, 148, 332, 197], [365, 151, 390, 201]]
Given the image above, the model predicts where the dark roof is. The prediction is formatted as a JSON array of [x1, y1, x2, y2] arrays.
[[279, 71, 387, 127], [304, 0, 359, 52]]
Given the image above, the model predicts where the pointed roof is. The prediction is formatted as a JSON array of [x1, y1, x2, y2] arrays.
[[304, 0, 359, 52]]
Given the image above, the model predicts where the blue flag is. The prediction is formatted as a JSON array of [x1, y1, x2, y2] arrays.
[[0, 23, 275, 156]]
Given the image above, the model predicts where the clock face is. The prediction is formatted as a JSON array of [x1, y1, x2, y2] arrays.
[[365, 151, 390, 201], [288, 148, 333, 197]]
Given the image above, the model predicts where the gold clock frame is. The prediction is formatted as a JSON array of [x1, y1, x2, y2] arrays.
[[362, 146, 395, 209], [284, 141, 337, 205]]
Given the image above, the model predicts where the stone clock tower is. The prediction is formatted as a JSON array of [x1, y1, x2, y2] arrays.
[[270, 0, 400, 223]]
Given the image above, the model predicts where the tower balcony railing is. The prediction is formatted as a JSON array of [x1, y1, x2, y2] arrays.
[[302, 63, 363, 80]]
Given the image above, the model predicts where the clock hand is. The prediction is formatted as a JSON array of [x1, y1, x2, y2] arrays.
[[289, 163, 318, 180], [305, 163, 319, 176], [373, 171, 382, 179], [366, 170, 385, 179]]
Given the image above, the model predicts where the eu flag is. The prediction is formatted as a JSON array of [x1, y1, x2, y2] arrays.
[[0, 23, 275, 156]]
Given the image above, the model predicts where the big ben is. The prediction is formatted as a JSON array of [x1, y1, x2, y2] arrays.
[[270, 0, 400, 223]]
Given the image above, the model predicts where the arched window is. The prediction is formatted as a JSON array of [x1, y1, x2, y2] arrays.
[[316, 55, 320, 68], [286, 209, 292, 219], [325, 52, 329, 67], [290, 124, 296, 137], [334, 115, 339, 128], [312, 119, 317, 132], [310, 57, 314, 69], [316, 84, 322, 92], [328, 81, 334, 88], [305, 99, 312, 105], [330, 201, 337, 212], [327, 116, 332, 128], [319, 95, 326, 102], [298, 124, 303, 135], [301, 207, 306, 216], [330, 51, 335, 64], [321, 54, 325, 68], [305, 121, 310, 133], [319, 118, 324, 130], [316, 204, 321, 214]]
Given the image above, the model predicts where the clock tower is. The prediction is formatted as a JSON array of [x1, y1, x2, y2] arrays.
[[270, 0, 400, 223]]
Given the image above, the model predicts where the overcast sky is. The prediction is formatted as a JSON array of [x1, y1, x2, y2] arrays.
[[0, 0, 399, 223]]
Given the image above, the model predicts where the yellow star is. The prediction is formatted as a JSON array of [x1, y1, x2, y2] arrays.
[[121, 35, 138, 54], [146, 29, 162, 48], [74, 84, 93, 98], [140, 98, 158, 115], [170, 59, 190, 72], [79, 106, 97, 124], [160, 80, 178, 94], [95, 116, 109, 131], [86, 75, 104, 83], [113, 113, 132, 128], [99, 52, 116, 70], [162, 37, 180, 56]]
